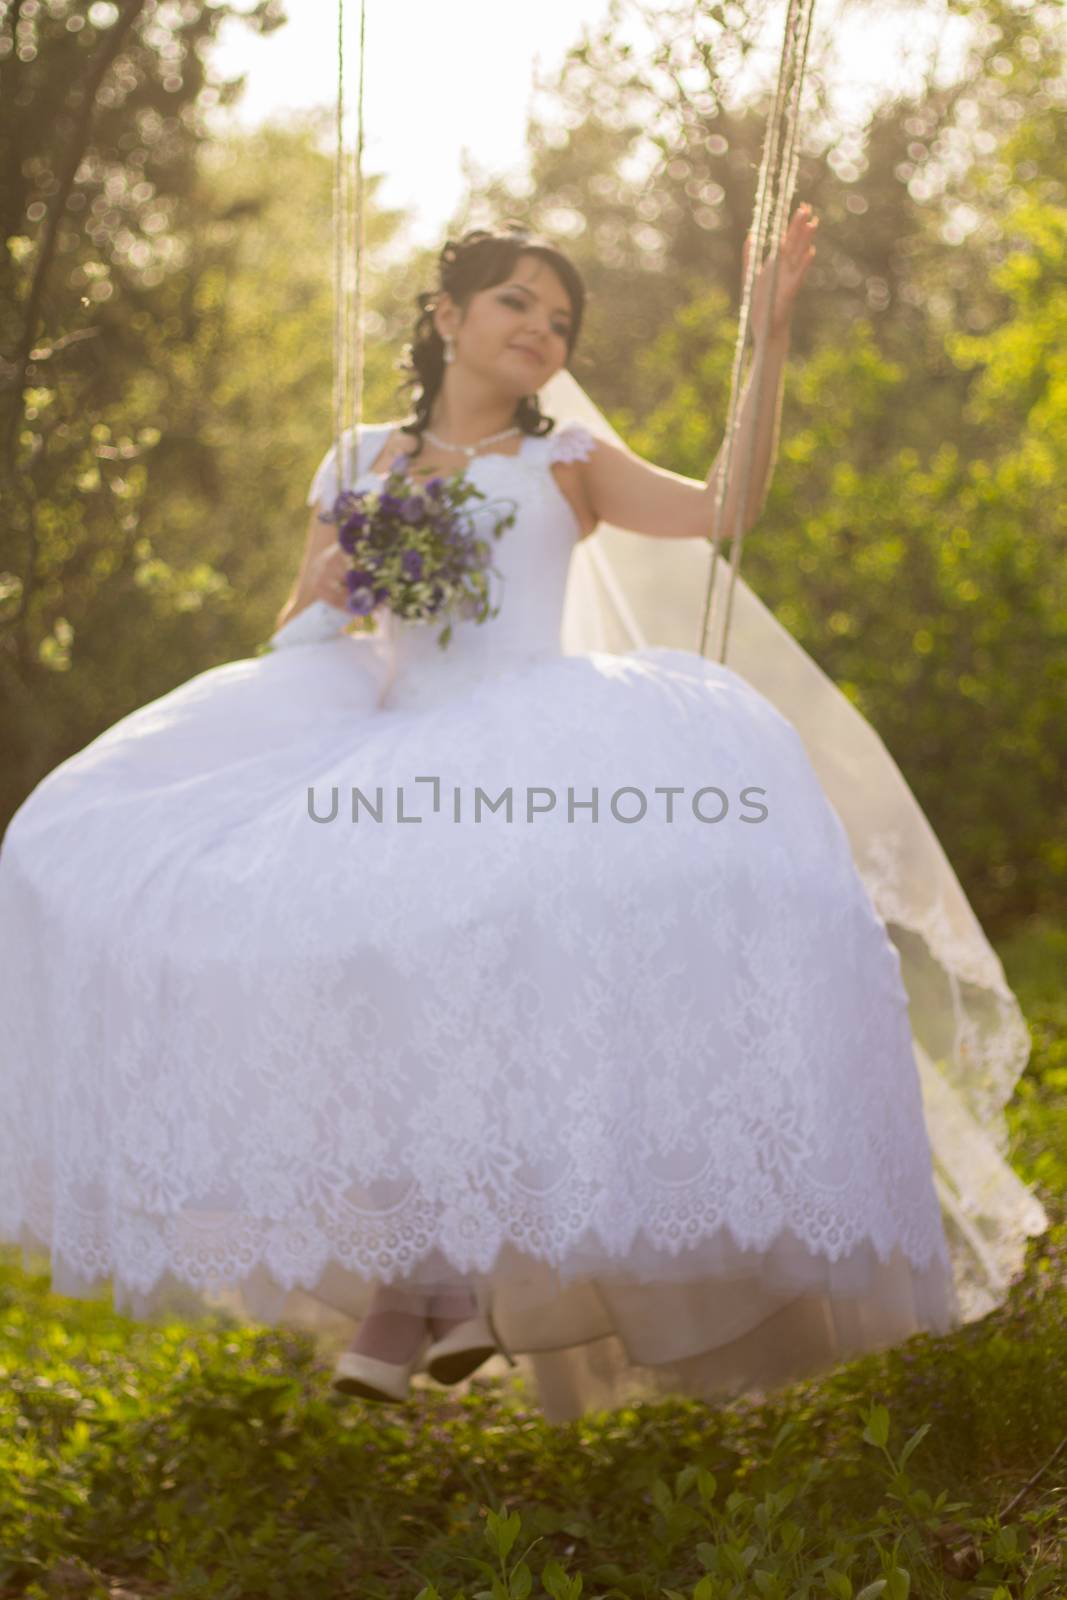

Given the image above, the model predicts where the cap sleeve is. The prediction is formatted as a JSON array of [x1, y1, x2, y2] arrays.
[[306, 429, 345, 510], [547, 422, 597, 465], [305, 424, 363, 509]]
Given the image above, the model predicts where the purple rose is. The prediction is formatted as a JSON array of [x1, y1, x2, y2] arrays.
[[401, 549, 424, 580], [377, 492, 402, 516], [346, 585, 376, 616], [425, 476, 446, 499], [373, 584, 389, 604], [345, 568, 374, 591], [399, 494, 425, 524]]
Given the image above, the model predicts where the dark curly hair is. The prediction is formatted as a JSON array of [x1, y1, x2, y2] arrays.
[[396, 221, 586, 462]]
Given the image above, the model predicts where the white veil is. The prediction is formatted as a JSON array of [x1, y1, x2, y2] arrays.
[[543, 364, 1048, 1323]]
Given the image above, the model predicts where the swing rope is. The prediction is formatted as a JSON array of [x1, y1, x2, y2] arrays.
[[698, 0, 816, 662], [333, 0, 368, 497]]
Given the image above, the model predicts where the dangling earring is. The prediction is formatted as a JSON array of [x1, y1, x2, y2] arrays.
[[443, 335, 455, 365]]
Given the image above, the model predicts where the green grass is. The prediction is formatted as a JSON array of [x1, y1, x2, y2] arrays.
[[1, 919, 1065, 1599]]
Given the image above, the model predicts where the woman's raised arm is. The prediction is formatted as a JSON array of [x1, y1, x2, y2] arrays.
[[578, 329, 792, 543], [579, 205, 817, 542]]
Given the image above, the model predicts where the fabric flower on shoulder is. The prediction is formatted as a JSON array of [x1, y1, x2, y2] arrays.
[[548, 423, 598, 465]]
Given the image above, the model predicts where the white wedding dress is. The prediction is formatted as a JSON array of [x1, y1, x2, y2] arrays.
[[0, 409, 1046, 1424]]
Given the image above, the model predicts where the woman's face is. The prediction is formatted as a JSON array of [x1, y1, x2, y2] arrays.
[[436, 253, 575, 398]]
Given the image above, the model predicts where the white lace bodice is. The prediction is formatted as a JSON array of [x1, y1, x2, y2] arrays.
[[307, 421, 598, 711]]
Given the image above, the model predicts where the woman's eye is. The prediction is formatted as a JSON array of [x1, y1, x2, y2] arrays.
[[500, 293, 570, 338]]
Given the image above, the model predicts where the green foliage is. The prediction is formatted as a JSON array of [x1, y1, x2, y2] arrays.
[[2, 0, 260, 811], [621, 294, 1066, 932], [1, 1254, 1064, 1596], [0, 2, 408, 830], [999, 919, 1067, 1197]]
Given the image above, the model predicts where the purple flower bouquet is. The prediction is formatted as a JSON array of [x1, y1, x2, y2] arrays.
[[318, 456, 518, 650]]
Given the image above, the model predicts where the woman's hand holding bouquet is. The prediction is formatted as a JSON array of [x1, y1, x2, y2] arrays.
[[320, 454, 518, 651]]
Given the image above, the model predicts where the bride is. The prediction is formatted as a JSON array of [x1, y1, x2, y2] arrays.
[[0, 214, 1046, 1424]]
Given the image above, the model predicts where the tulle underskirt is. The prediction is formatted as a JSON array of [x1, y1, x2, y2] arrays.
[[9, 1214, 958, 1425]]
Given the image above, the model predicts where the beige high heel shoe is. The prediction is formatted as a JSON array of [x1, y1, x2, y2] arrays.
[[332, 1286, 433, 1403], [423, 1291, 519, 1385], [331, 1324, 433, 1403]]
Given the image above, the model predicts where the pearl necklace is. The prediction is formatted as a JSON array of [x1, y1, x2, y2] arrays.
[[423, 424, 521, 460]]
